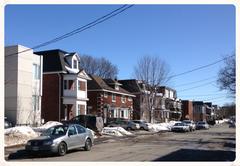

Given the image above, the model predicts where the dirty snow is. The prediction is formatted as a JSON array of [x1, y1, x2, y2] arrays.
[[4, 126, 39, 147], [102, 127, 133, 137]]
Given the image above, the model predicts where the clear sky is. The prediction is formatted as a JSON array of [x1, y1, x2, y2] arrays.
[[4, 4, 236, 106]]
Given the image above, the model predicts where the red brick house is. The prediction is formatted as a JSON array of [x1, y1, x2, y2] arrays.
[[87, 75, 135, 124], [35, 49, 91, 123], [181, 100, 194, 120]]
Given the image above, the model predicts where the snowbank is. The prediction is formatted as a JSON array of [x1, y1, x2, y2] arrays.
[[4, 126, 39, 147], [34, 121, 63, 132], [148, 121, 177, 132], [102, 127, 133, 137]]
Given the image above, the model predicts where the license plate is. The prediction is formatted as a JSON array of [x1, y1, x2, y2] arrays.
[[32, 146, 39, 151]]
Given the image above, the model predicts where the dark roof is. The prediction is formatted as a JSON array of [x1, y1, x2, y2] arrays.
[[88, 75, 133, 96], [118, 79, 142, 93], [35, 49, 67, 72]]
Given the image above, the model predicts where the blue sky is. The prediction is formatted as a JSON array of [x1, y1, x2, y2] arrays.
[[5, 4, 235, 106]]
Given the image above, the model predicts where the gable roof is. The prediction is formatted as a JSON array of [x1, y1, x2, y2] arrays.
[[88, 75, 135, 97]]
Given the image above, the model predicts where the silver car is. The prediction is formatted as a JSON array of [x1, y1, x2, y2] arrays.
[[132, 120, 150, 130], [25, 124, 94, 156]]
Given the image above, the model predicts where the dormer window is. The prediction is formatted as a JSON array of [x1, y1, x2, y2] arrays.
[[73, 59, 78, 69], [115, 85, 119, 90]]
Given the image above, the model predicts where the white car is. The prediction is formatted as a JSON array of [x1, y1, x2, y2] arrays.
[[171, 122, 190, 132], [196, 121, 209, 130], [182, 120, 196, 131]]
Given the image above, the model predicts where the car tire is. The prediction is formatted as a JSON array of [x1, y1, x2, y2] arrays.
[[140, 127, 144, 130], [84, 138, 92, 151], [58, 142, 67, 156]]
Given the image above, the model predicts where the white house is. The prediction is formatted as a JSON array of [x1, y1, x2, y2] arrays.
[[5, 45, 43, 126]]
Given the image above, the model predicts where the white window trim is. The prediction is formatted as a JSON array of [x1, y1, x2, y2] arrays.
[[112, 94, 116, 102], [121, 95, 126, 103]]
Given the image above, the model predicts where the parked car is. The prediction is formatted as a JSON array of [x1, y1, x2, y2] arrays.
[[132, 120, 150, 130], [4, 118, 13, 129], [108, 120, 140, 130], [62, 114, 104, 134], [229, 122, 236, 128], [171, 122, 190, 132], [196, 121, 209, 130], [25, 124, 94, 156], [182, 120, 196, 131]]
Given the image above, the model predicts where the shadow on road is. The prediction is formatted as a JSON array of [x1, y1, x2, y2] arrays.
[[7, 148, 87, 161], [152, 148, 235, 161]]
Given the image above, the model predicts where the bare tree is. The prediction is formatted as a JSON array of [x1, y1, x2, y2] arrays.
[[134, 56, 170, 122], [79, 55, 118, 79], [217, 54, 235, 96]]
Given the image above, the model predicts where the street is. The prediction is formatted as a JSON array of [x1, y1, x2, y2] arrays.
[[5, 123, 235, 161]]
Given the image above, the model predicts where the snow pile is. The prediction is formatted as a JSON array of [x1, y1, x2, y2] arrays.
[[148, 121, 178, 132], [102, 127, 133, 137], [34, 121, 62, 132], [148, 123, 169, 132], [4, 126, 39, 147]]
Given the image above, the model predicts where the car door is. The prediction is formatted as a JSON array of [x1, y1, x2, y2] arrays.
[[75, 125, 87, 147], [67, 125, 79, 149]]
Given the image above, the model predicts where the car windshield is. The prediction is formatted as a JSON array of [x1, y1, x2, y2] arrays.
[[42, 125, 68, 136], [183, 121, 191, 124], [198, 122, 206, 124], [174, 123, 184, 126]]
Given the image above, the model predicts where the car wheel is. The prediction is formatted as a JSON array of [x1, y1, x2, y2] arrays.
[[84, 138, 92, 151], [58, 142, 67, 156], [140, 127, 144, 130]]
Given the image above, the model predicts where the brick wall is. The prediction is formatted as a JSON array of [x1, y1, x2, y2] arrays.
[[42, 74, 60, 122], [182, 100, 193, 120]]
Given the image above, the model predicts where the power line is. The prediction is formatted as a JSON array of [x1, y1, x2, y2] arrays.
[[180, 92, 226, 97], [168, 55, 234, 80], [203, 96, 229, 102], [177, 80, 216, 92], [174, 75, 217, 88], [6, 4, 134, 57]]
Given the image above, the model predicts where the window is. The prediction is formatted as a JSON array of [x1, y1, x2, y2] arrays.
[[73, 60, 78, 69], [78, 80, 81, 91], [68, 80, 74, 90], [33, 64, 40, 80], [115, 85, 119, 90], [112, 94, 116, 102], [77, 104, 80, 115], [64, 80, 68, 90], [121, 110, 124, 118], [128, 97, 132, 101], [80, 81, 86, 91], [104, 92, 108, 98], [121, 95, 126, 103], [68, 126, 77, 135], [76, 125, 86, 134], [32, 95, 39, 111]]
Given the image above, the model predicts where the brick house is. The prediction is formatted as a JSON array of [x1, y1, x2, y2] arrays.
[[118, 79, 150, 122], [181, 100, 194, 120], [192, 101, 207, 121], [87, 75, 135, 124], [35, 49, 91, 123]]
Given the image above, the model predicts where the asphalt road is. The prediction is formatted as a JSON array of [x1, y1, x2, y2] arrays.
[[5, 123, 235, 161]]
